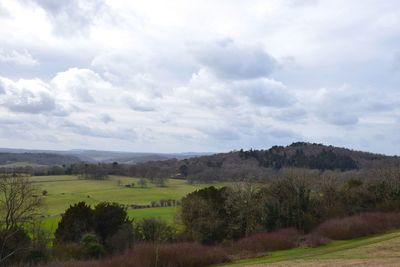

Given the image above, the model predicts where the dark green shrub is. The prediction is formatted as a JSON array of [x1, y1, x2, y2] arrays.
[[55, 202, 94, 243]]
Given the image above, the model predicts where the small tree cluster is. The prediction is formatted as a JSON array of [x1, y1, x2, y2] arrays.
[[54, 201, 133, 256]]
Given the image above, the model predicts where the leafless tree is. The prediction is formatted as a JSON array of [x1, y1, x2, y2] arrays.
[[0, 174, 43, 263]]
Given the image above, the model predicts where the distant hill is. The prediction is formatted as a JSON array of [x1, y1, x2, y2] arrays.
[[1, 143, 397, 179], [0, 152, 81, 166], [128, 142, 399, 181], [65, 150, 210, 163], [0, 148, 211, 166]]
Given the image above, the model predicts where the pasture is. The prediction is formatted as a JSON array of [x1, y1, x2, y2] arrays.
[[31, 175, 224, 231]]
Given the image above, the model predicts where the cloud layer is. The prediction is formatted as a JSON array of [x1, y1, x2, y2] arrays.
[[0, 0, 399, 154]]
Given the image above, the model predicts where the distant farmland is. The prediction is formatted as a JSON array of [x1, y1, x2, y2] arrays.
[[31, 175, 226, 232]]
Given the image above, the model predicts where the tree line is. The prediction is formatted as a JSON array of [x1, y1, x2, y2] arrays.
[[180, 165, 400, 243]]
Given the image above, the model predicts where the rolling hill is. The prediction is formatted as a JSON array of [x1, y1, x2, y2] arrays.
[[0, 148, 210, 166], [127, 142, 399, 181]]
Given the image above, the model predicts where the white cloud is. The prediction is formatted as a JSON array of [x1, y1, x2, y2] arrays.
[[0, 77, 56, 114], [193, 39, 278, 80], [305, 84, 400, 126], [32, 0, 106, 36], [236, 78, 295, 107], [0, 0, 399, 154], [0, 49, 39, 66], [124, 94, 155, 112], [51, 68, 113, 103]]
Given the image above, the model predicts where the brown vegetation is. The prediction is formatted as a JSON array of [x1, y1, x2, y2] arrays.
[[313, 212, 400, 240], [232, 228, 300, 254], [43, 242, 229, 267]]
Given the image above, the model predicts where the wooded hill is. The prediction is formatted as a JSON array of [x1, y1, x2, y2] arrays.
[[127, 142, 399, 181], [1, 143, 398, 181]]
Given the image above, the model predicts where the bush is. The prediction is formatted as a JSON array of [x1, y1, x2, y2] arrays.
[[153, 242, 229, 267], [55, 202, 94, 243], [81, 233, 105, 259], [52, 243, 86, 260], [314, 212, 400, 240], [232, 228, 300, 254], [303, 232, 330, 247], [42, 242, 229, 267], [105, 223, 134, 252], [93, 202, 131, 243], [0, 227, 31, 264]]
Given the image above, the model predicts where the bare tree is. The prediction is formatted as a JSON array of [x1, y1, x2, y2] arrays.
[[0, 174, 43, 263]]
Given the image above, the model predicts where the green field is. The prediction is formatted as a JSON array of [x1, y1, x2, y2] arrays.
[[31, 175, 225, 231], [218, 231, 400, 267]]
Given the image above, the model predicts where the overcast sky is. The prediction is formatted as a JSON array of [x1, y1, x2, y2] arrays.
[[0, 0, 399, 154]]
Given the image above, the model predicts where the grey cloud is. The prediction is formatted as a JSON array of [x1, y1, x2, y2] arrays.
[[0, 118, 23, 125], [6, 91, 56, 114], [125, 96, 155, 112], [194, 39, 278, 80], [274, 107, 307, 122], [0, 80, 5, 94], [100, 113, 114, 124], [200, 127, 241, 141], [313, 85, 399, 126], [243, 127, 302, 149], [0, 76, 74, 117], [269, 128, 297, 139], [0, 49, 38, 66], [0, 79, 56, 114], [63, 121, 136, 142], [32, 0, 105, 35], [314, 86, 360, 126], [236, 79, 296, 107], [324, 113, 359, 126]]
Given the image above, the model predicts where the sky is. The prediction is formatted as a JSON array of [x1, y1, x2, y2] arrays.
[[0, 0, 399, 154]]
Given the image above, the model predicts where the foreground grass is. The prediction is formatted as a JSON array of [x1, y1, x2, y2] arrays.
[[219, 231, 400, 267]]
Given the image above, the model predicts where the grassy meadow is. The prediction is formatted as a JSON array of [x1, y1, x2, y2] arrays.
[[218, 231, 400, 267], [31, 175, 226, 232]]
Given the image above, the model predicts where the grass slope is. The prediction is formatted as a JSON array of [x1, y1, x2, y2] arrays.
[[219, 231, 400, 267]]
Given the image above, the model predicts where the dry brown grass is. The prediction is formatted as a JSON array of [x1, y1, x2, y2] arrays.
[[314, 212, 400, 240], [251, 258, 400, 267], [232, 228, 300, 254], [41, 242, 229, 267]]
